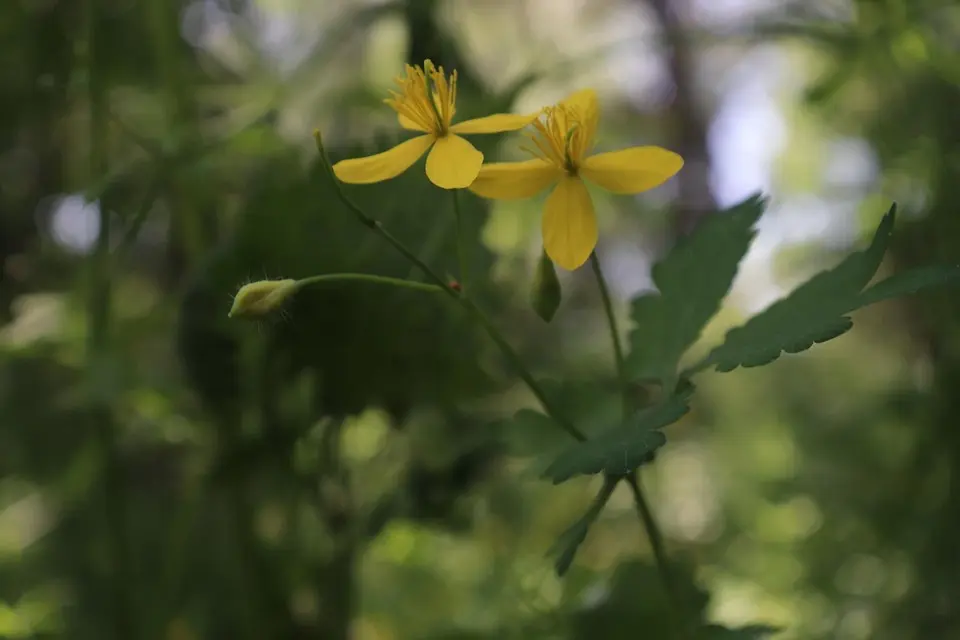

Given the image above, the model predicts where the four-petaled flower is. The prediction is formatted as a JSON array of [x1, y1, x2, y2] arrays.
[[468, 89, 684, 270], [332, 60, 537, 190]]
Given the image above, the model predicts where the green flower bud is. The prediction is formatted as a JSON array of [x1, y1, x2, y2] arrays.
[[530, 248, 562, 323], [228, 279, 299, 319]]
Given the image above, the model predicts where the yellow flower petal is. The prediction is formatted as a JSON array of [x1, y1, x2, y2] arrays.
[[398, 113, 429, 132], [449, 112, 539, 135], [542, 177, 597, 271], [560, 88, 599, 113], [468, 159, 560, 200], [580, 146, 684, 194], [333, 135, 434, 184], [425, 134, 484, 189]]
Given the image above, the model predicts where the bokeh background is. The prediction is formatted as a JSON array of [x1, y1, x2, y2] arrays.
[[2, 0, 960, 638]]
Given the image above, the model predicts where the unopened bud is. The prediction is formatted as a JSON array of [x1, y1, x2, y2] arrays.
[[449, 280, 462, 292], [530, 249, 562, 322], [228, 279, 299, 319]]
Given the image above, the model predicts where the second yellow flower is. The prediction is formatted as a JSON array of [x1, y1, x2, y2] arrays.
[[469, 89, 684, 270]]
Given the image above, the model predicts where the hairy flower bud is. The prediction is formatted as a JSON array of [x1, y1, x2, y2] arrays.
[[530, 249, 562, 322], [228, 279, 299, 319]]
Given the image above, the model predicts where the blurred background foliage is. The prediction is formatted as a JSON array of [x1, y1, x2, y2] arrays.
[[1, 0, 959, 638]]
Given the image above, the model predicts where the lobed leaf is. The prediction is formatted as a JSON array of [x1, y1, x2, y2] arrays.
[[542, 395, 690, 484], [548, 478, 616, 576], [694, 204, 943, 373], [626, 193, 766, 389], [857, 264, 960, 307]]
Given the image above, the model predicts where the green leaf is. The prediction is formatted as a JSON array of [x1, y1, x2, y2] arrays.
[[499, 380, 625, 479], [625, 193, 766, 389], [500, 378, 624, 450], [857, 264, 960, 307], [550, 510, 595, 576], [538, 379, 624, 428], [694, 204, 945, 373], [705, 624, 781, 639], [542, 395, 690, 484], [549, 478, 617, 576]]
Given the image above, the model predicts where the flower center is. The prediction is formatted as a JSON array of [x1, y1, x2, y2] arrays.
[[384, 60, 458, 137], [523, 105, 589, 176]]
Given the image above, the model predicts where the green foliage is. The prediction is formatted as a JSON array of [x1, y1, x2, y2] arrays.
[[542, 395, 689, 483], [525, 194, 960, 587], [693, 205, 960, 373], [501, 381, 691, 576], [625, 193, 766, 389], [857, 264, 960, 307], [499, 379, 623, 466], [549, 478, 616, 575]]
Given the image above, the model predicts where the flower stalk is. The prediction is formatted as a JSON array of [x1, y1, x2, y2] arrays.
[[589, 250, 691, 640], [452, 190, 470, 296], [228, 274, 442, 320], [314, 130, 585, 443]]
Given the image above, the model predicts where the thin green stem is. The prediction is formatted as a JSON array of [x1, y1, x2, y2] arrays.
[[297, 273, 443, 294], [679, 357, 711, 381], [403, 209, 452, 282], [589, 250, 689, 639], [626, 475, 671, 588], [462, 297, 585, 442], [588, 252, 629, 416], [313, 130, 585, 442], [452, 189, 469, 295], [313, 131, 455, 297], [627, 473, 690, 639], [591, 474, 620, 516]]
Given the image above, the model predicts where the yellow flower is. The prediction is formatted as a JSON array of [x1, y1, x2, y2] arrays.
[[469, 89, 684, 270], [332, 60, 537, 190]]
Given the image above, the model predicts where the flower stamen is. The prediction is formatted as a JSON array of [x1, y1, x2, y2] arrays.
[[425, 61, 457, 135], [383, 61, 459, 136], [525, 105, 587, 175]]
